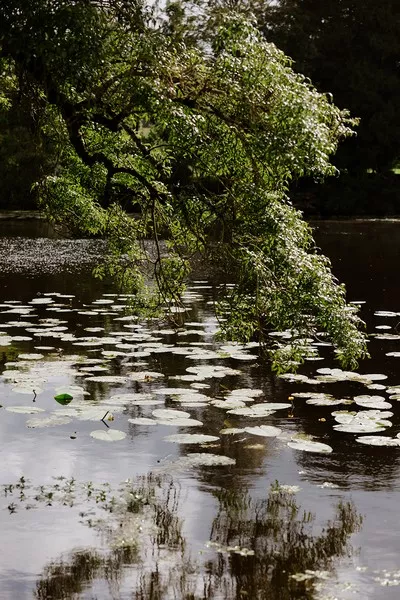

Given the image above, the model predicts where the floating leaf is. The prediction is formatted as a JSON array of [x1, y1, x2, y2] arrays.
[[54, 393, 73, 405], [152, 409, 191, 420], [155, 387, 199, 396], [211, 399, 246, 409], [85, 375, 128, 384], [219, 428, 246, 435], [156, 418, 203, 427], [356, 436, 400, 446], [128, 371, 164, 381], [26, 415, 72, 428], [12, 386, 44, 395], [288, 440, 333, 453], [90, 429, 127, 441], [108, 393, 161, 406], [353, 395, 391, 409], [6, 406, 45, 414], [164, 434, 220, 444], [227, 403, 290, 417], [128, 417, 157, 425], [173, 453, 235, 467], [306, 397, 352, 406], [333, 422, 389, 433], [244, 425, 282, 437]]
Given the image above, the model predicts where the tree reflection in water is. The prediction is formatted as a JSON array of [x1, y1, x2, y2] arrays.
[[30, 476, 361, 600]]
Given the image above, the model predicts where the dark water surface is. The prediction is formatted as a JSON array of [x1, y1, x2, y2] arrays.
[[1, 218, 400, 599]]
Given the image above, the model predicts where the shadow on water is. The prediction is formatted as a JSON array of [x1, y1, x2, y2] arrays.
[[3, 475, 360, 600]]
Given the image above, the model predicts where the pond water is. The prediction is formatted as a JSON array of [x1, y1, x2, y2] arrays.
[[1, 217, 400, 599]]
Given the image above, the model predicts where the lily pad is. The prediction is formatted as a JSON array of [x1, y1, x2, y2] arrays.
[[26, 415, 72, 428], [128, 417, 158, 425], [164, 434, 220, 444], [211, 399, 246, 409], [152, 409, 191, 420], [6, 406, 45, 414], [12, 386, 44, 395], [227, 402, 290, 417], [353, 395, 392, 409], [356, 436, 400, 446], [288, 439, 333, 453], [156, 418, 203, 427], [90, 429, 127, 442], [219, 428, 246, 435], [54, 393, 73, 405], [306, 397, 352, 406], [244, 425, 282, 437], [173, 453, 236, 467], [18, 353, 44, 360], [85, 375, 128, 384], [108, 393, 161, 406], [333, 422, 389, 433]]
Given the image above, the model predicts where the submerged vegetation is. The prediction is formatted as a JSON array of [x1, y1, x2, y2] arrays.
[[2, 475, 362, 600], [0, 0, 369, 371]]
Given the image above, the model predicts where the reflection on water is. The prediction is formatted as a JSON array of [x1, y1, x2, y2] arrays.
[[205, 487, 361, 600], [2, 218, 400, 598], [2, 475, 360, 600]]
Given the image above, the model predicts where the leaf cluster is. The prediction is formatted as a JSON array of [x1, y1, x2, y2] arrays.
[[0, 1, 368, 370]]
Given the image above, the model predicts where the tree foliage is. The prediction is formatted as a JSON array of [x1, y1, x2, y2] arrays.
[[259, 0, 400, 173], [0, 0, 368, 371]]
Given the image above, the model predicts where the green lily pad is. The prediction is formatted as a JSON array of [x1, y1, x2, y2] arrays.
[[54, 393, 73, 405]]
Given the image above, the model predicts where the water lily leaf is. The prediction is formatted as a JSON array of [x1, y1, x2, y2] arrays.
[[18, 353, 44, 360], [227, 403, 290, 417], [128, 417, 158, 425], [288, 440, 333, 453], [175, 453, 235, 467], [164, 434, 220, 444], [85, 375, 128, 384], [186, 365, 241, 378], [54, 393, 73, 405], [354, 395, 390, 408], [244, 425, 282, 437], [306, 397, 352, 406], [229, 388, 263, 398], [90, 429, 127, 441], [108, 393, 161, 406], [356, 436, 400, 446], [29, 298, 54, 304], [219, 428, 246, 435], [333, 422, 388, 433], [12, 386, 44, 395], [74, 407, 123, 421], [152, 409, 191, 420], [128, 371, 164, 382], [211, 399, 246, 409], [333, 409, 392, 424], [26, 415, 72, 428], [6, 406, 45, 414], [155, 387, 199, 396], [156, 418, 203, 427]]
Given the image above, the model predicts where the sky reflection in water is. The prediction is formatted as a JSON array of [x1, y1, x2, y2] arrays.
[[1, 219, 400, 598]]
